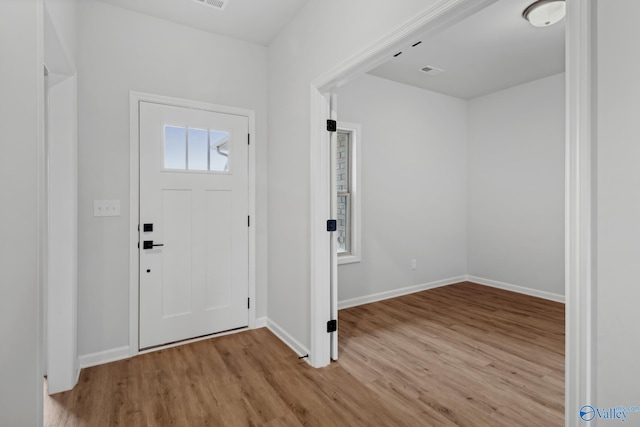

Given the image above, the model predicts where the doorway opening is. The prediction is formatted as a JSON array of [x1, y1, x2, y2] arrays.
[[309, 0, 595, 423]]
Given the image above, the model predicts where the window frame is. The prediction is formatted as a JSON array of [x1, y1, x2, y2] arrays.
[[337, 122, 361, 265]]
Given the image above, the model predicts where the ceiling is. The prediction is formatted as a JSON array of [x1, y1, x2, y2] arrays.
[[95, 0, 309, 46], [94, 0, 563, 98], [367, 0, 565, 100]]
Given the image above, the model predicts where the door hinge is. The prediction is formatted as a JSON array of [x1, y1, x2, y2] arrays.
[[248, 298, 250, 309], [327, 119, 337, 132], [327, 219, 337, 232], [327, 320, 337, 333], [248, 216, 250, 227], [248, 134, 250, 145]]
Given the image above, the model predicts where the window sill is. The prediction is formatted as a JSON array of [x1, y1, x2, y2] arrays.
[[338, 254, 360, 265]]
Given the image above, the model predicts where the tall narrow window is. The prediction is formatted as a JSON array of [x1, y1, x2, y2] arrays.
[[337, 123, 361, 264]]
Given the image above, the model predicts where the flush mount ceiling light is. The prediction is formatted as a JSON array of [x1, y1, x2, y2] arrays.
[[523, 0, 566, 27]]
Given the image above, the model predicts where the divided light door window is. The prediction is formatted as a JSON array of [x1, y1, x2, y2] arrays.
[[164, 125, 230, 172]]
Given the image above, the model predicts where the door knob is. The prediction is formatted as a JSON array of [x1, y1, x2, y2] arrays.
[[143, 240, 164, 250]]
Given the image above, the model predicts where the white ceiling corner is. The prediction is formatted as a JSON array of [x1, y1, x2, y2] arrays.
[[94, 0, 309, 46], [367, 0, 565, 100]]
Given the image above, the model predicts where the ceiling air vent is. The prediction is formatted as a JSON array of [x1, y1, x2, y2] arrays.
[[193, 0, 229, 11], [420, 66, 444, 76]]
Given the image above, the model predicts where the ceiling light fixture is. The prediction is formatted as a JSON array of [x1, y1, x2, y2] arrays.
[[523, 0, 565, 27]]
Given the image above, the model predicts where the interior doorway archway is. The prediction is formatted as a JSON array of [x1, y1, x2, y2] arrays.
[[308, 1, 595, 425]]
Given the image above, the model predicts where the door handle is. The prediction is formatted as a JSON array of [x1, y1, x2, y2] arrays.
[[143, 240, 164, 250]]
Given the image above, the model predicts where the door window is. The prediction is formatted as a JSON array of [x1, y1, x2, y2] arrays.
[[164, 125, 230, 172]]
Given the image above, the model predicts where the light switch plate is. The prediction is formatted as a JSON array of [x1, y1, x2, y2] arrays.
[[94, 200, 121, 217]]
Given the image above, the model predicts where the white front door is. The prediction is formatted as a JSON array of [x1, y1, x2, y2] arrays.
[[139, 101, 249, 349]]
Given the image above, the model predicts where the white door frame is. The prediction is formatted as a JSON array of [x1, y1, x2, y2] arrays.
[[308, 1, 595, 425], [43, 1, 79, 394], [129, 92, 257, 355]]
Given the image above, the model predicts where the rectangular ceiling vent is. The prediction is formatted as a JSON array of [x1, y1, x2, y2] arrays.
[[193, 0, 229, 11], [420, 66, 444, 76]]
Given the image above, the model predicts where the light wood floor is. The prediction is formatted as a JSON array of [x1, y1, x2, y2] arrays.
[[45, 282, 564, 426]]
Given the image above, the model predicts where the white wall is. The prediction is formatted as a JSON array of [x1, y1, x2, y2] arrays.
[[44, 0, 77, 63], [336, 74, 468, 304], [595, 0, 640, 407], [47, 75, 79, 392], [467, 73, 565, 299], [334, 73, 565, 306], [0, 1, 44, 424], [44, 0, 79, 394], [76, 0, 269, 358], [268, 0, 444, 356]]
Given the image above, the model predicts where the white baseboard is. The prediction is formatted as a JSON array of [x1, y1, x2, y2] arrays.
[[79, 319, 266, 370], [466, 275, 565, 303], [338, 276, 467, 310], [254, 316, 268, 328], [266, 319, 309, 358], [78, 345, 131, 369], [46, 373, 78, 395]]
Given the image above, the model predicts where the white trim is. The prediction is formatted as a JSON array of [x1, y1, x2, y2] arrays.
[[336, 122, 361, 266], [267, 319, 310, 359], [565, 0, 596, 424], [247, 108, 257, 331], [129, 94, 140, 357], [78, 346, 131, 369], [466, 276, 565, 304], [79, 321, 269, 369], [338, 276, 467, 310], [338, 255, 360, 265], [312, 0, 497, 92], [309, 0, 498, 370], [129, 91, 257, 358], [36, 1, 45, 422], [309, 87, 332, 368], [338, 276, 565, 311], [254, 316, 267, 328], [329, 93, 339, 361]]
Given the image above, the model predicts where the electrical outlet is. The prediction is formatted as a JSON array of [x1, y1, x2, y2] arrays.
[[411, 259, 417, 270], [94, 200, 121, 217]]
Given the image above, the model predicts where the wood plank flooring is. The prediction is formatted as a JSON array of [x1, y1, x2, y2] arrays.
[[45, 282, 564, 426]]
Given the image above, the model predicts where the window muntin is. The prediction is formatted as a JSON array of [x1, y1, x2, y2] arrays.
[[187, 128, 208, 171], [164, 125, 230, 172]]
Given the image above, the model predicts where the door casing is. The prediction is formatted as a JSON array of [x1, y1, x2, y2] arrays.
[[129, 92, 257, 356]]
